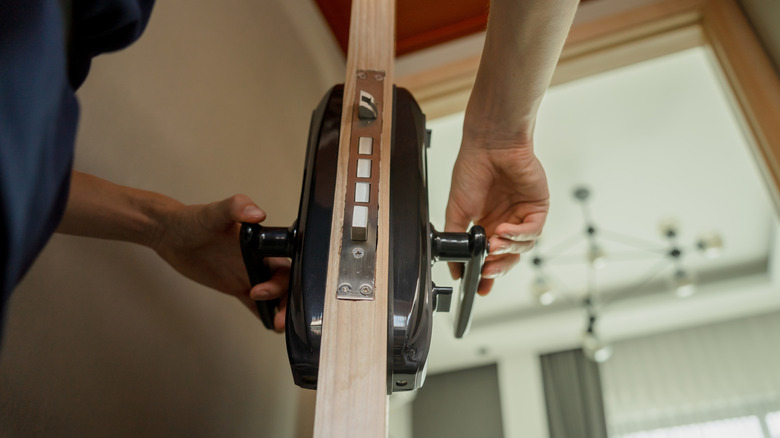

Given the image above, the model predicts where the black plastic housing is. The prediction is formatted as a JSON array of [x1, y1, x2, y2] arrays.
[[239, 85, 486, 392]]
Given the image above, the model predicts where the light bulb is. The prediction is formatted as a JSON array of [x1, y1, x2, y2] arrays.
[[530, 276, 556, 306], [658, 218, 679, 239], [672, 269, 696, 298], [697, 232, 723, 258], [587, 245, 607, 270], [582, 330, 613, 363]]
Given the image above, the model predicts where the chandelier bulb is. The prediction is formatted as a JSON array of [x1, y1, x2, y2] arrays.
[[530, 276, 556, 306], [671, 269, 697, 298], [587, 244, 607, 270], [582, 330, 613, 363], [658, 217, 680, 239], [697, 231, 724, 258]]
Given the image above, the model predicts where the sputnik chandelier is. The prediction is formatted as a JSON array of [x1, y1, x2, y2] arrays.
[[528, 187, 724, 362]]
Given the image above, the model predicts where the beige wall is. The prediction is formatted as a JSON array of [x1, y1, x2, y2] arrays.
[[0, 0, 343, 436]]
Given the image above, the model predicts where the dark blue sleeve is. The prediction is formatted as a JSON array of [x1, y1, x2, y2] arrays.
[[0, 0, 78, 327], [69, 0, 155, 88], [0, 0, 154, 336]]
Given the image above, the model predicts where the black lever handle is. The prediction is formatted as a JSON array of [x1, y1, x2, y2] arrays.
[[431, 225, 488, 338], [239, 223, 295, 330]]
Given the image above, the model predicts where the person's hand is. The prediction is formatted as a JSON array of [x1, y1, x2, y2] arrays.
[[152, 194, 289, 331], [445, 140, 549, 295]]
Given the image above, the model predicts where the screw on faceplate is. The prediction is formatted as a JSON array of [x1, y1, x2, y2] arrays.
[[357, 72, 367, 79], [352, 248, 365, 258], [374, 73, 384, 81], [339, 284, 353, 294], [359, 284, 373, 296]]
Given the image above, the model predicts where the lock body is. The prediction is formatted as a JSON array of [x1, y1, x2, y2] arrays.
[[240, 85, 486, 392]]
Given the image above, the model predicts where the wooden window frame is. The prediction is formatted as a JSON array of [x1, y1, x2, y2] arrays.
[[397, 0, 780, 213]]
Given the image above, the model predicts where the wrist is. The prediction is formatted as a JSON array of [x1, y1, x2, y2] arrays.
[[59, 172, 185, 249], [460, 121, 536, 152], [133, 190, 183, 251], [462, 99, 537, 150]]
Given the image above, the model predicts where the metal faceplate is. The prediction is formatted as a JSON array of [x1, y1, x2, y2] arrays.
[[336, 71, 386, 301]]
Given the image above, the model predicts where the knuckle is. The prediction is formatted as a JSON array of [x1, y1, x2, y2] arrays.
[[231, 193, 249, 203]]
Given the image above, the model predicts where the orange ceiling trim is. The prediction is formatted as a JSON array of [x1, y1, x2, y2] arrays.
[[312, 0, 351, 55], [312, 0, 592, 57], [313, 0, 490, 56], [396, 13, 489, 55]]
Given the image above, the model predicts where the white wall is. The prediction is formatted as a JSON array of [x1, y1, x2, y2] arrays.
[[0, 0, 343, 436], [498, 352, 550, 438]]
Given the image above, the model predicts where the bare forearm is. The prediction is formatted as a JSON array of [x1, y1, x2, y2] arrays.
[[56, 171, 180, 248], [465, 0, 579, 146], [55, 171, 282, 312]]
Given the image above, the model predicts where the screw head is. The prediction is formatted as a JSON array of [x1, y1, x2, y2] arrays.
[[359, 284, 373, 296], [338, 284, 352, 294], [357, 72, 367, 79], [352, 247, 365, 258]]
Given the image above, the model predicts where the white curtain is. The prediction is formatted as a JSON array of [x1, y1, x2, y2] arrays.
[[600, 311, 780, 437]]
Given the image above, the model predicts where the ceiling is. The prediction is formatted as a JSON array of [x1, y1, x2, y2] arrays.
[[423, 46, 780, 373]]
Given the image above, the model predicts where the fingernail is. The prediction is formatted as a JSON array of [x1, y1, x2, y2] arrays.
[[253, 288, 270, 299], [500, 234, 514, 241], [244, 205, 264, 218], [482, 270, 501, 279], [492, 245, 510, 255], [520, 242, 536, 254]]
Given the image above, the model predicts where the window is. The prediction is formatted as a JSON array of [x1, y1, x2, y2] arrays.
[[614, 412, 780, 438], [767, 411, 780, 438], [615, 416, 764, 438]]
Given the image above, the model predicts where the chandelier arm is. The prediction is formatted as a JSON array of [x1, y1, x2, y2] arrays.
[[540, 269, 581, 306], [541, 232, 587, 261], [598, 229, 669, 253], [597, 258, 670, 310], [579, 196, 595, 224], [587, 261, 597, 302], [543, 250, 663, 265], [543, 254, 595, 265], [594, 250, 667, 261]]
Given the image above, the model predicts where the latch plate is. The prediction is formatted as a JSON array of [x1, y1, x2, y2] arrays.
[[336, 70, 385, 301]]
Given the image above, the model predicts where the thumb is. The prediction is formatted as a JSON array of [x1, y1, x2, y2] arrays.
[[444, 198, 471, 234], [201, 194, 266, 230]]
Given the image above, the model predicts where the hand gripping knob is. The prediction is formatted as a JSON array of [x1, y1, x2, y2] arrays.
[[431, 225, 488, 338], [239, 223, 295, 329]]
